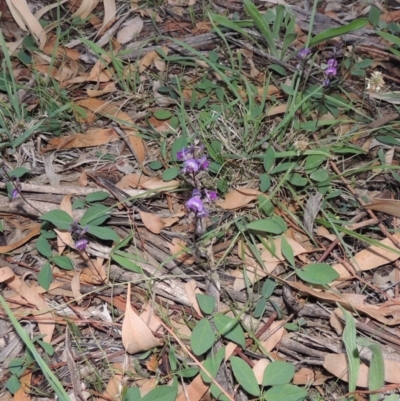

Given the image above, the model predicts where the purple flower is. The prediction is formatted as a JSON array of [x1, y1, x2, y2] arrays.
[[182, 158, 199, 174], [325, 66, 337, 77], [176, 145, 195, 161], [11, 188, 19, 200], [192, 189, 201, 198], [204, 189, 217, 202], [75, 239, 88, 251], [196, 155, 209, 171], [327, 58, 338, 68], [186, 197, 204, 214], [298, 48, 311, 59], [323, 78, 331, 87], [197, 208, 209, 218]]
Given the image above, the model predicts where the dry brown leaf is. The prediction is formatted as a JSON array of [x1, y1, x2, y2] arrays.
[[5, 0, 46, 48], [216, 188, 261, 210], [75, 98, 147, 167], [261, 236, 307, 264], [42, 128, 119, 152], [117, 16, 144, 44], [71, 271, 83, 305], [184, 280, 203, 317], [103, 363, 123, 399], [138, 47, 169, 72], [267, 104, 287, 116], [364, 199, 400, 218], [87, 82, 117, 97], [253, 359, 269, 385], [176, 374, 208, 401], [87, 57, 113, 82], [0, 267, 15, 282], [138, 210, 165, 234], [102, 0, 117, 32], [141, 177, 180, 191], [330, 308, 344, 335], [332, 232, 400, 282], [136, 8, 163, 22], [14, 370, 32, 401], [260, 321, 286, 352], [323, 354, 369, 387], [122, 283, 161, 354], [286, 280, 400, 326], [0, 224, 40, 253], [71, 0, 99, 19], [293, 367, 314, 385], [167, 238, 195, 265], [56, 194, 75, 254]]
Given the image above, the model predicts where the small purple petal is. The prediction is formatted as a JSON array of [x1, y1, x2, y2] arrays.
[[186, 197, 204, 213], [192, 189, 201, 198], [177, 145, 195, 160], [204, 189, 217, 202], [182, 158, 199, 174], [325, 66, 337, 77], [327, 58, 338, 68], [298, 48, 311, 59], [11, 188, 19, 199], [197, 208, 209, 218], [196, 155, 209, 171], [75, 239, 88, 251], [323, 78, 331, 87]]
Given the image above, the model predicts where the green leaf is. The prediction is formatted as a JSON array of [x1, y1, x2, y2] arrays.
[[260, 174, 271, 192], [264, 384, 307, 401], [37, 339, 54, 356], [310, 169, 329, 182], [270, 162, 296, 175], [176, 367, 199, 378], [254, 298, 267, 318], [288, 173, 307, 187], [9, 167, 29, 178], [51, 255, 74, 270], [368, 5, 381, 27], [86, 225, 119, 242], [153, 110, 172, 120], [85, 191, 109, 203], [80, 204, 110, 226], [39, 210, 74, 230], [281, 236, 295, 267], [201, 347, 225, 384], [244, 0, 277, 56], [310, 18, 368, 47], [263, 146, 275, 173], [171, 136, 188, 161], [247, 216, 287, 234], [38, 262, 52, 290], [190, 318, 215, 355], [368, 343, 385, 401], [230, 356, 260, 396], [36, 235, 52, 259], [162, 167, 180, 181], [340, 306, 360, 395], [258, 195, 274, 216], [214, 315, 245, 347], [148, 160, 163, 170], [141, 385, 177, 401], [123, 387, 142, 401], [8, 358, 25, 376], [295, 263, 339, 285], [261, 278, 275, 298], [262, 361, 295, 386], [377, 31, 400, 47], [6, 375, 21, 394], [196, 294, 216, 314], [112, 254, 143, 273]]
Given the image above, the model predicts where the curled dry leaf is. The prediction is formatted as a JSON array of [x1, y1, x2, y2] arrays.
[[332, 232, 400, 283], [267, 104, 287, 116], [138, 210, 165, 234], [42, 128, 119, 152], [167, 238, 195, 265], [216, 188, 262, 210], [0, 224, 41, 253], [253, 359, 270, 385], [138, 47, 169, 72], [0, 267, 14, 283], [364, 199, 400, 218], [116, 173, 180, 192], [117, 16, 144, 44], [122, 283, 162, 354], [176, 375, 208, 401]]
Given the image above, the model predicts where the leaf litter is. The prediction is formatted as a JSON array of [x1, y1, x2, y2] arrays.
[[1, 0, 400, 400]]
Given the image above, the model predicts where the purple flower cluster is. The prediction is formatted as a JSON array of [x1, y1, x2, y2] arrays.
[[69, 221, 89, 251], [177, 145, 210, 174], [186, 188, 217, 218], [298, 48, 311, 60], [177, 144, 217, 223]]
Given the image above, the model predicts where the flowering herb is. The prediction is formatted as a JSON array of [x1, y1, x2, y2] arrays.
[[177, 143, 217, 234], [298, 48, 311, 60], [69, 221, 89, 250]]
